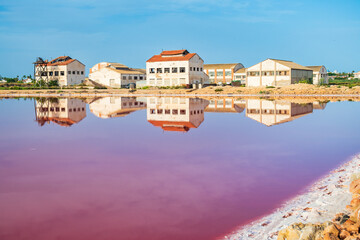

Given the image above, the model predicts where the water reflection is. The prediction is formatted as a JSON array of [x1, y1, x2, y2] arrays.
[[35, 98, 86, 127], [89, 97, 146, 118], [33, 97, 328, 129], [245, 99, 314, 126], [147, 97, 209, 132]]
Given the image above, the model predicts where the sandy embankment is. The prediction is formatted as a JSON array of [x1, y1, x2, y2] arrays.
[[223, 154, 360, 240], [0, 84, 360, 98]]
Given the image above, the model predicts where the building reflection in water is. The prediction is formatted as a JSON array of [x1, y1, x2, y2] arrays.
[[35, 98, 86, 127], [147, 97, 209, 132], [206, 98, 245, 113], [245, 99, 315, 126], [89, 97, 146, 119]]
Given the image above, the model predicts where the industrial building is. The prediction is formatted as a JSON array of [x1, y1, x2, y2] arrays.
[[203, 63, 244, 84], [307, 66, 329, 85]]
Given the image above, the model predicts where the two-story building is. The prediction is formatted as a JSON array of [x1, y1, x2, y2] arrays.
[[89, 97, 146, 118], [146, 50, 208, 87], [89, 62, 146, 88], [147, 97, 209, 132], [35, 98, 86, 127], [233, 68, 247, 84], [307, 66, 329, 85], [354, 71, 360, 79], [203, 63, 244, 84], [246, 59, 313, 87], [34, 56, 85, 86]]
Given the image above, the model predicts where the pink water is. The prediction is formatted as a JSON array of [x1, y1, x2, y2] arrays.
[[0, 97, 359, 240]]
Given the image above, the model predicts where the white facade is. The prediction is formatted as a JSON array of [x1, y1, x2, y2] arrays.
[[307, 66, 329, 85], [89, 62, 146, 88], [245, 99, 313, 126], [147, 97, 209, 132], [246, 59, 313, 87], [35, 98, 86, 127], [89, 97, 146, 118], [146, 50, 208, 87], [34, 56, 85, 86], [354, 71, 360, 79], [233, 68, 247, 84]]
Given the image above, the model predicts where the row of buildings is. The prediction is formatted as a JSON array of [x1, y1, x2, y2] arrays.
[[34, 50, 331, 87], [34, 97, 327, 131]]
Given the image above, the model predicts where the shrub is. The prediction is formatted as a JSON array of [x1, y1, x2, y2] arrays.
[[141, 86, 149, 90], [266, 86, 275, 88], [94, 86, 107, 89], [215, 88, 223, 92]]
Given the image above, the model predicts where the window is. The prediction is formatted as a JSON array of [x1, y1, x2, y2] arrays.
[[61, 108, 65, 112], [72, 71, 75, 74], [134, 76, 138, 80], [200, 68, 203, 71], [140, 76, 143, 80], [77, 71, 80, 75], [190, 67, 193, 71], [276, 71, 289, 76], [180, 110, 186, 115], [41, 72, 47, 76], [172, 67, 178, 73], [172, 109, 178, 114], [248, 71, 260, 76], [262, 71, 274, 76], [55, 107, 60, 112], [54, 71, 59, 76], [209, 71, 215, 77], [217, 71, 223, 77], [180, 67, 185, 73], [164, 68, 170, 73], [157, 68, 162, 73], [150, 109, 155, 114], [49, 72, 53, 76], [81, 71, 84, 75], [225, 70, 231, 76], [165, 109, 170, 114], [129, 76, 132, 80], [60, 71, 64, 76], [197, 67, 200, 71], [157, 109, 163, 114], [149, 68, 155, 73], [123, 76, 127, 80], [68, 71, 71, 74]]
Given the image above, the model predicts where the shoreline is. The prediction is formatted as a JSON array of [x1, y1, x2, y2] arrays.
[[223, 153, 360, 240]]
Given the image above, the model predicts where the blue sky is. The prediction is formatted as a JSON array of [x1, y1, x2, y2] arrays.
[[0, 0, 359, 77]]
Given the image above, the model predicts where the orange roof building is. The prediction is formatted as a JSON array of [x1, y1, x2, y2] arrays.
[[146, 97, 209, 132], [35, 98, 86, 127], [146, 49, 208, 87], [34, 56, 85, 86]]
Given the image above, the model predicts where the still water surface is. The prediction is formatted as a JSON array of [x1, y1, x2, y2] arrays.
[[0, 97, 359, 240]]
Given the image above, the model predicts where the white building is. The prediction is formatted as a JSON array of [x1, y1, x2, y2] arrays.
[[147, 97, 209, 132], [245, 99, 313, 126], [146, 49, 208, 87], [89, 97, 146, 118], [307, 66, 329, 85], [354, 71, 360, 79], [233, 68, 247, 84], [246, 59, 313, 87], [34, 56, 85, 86], [203, 63, 244, 84], [89, 62, 146, 88], [35, 98, 86, 127]]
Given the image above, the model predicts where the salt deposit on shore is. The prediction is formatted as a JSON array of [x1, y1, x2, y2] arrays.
[[224, 154, 360, 240]]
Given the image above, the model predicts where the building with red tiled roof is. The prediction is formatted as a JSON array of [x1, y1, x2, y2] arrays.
[[35, 98, 86, 127], [146, 49, 208, 87], [146, 97, 209, 132], [34, 56, 85, 86]]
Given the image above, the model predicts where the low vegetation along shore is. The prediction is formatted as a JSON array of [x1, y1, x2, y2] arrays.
[[0, 84, 360, 97], [225, 154, 360, 240]]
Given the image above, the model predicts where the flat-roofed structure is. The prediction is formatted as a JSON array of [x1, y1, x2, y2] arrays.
[[34, 56, 85, 86], [89, 97, 146, 118], [307, 66, 329, 85], [146, 49, 208, 87], [203, 63, 244, 84], [233, 68, 247, 84], [147, 97, 209, 132], [35, 98, 86, 127], [354, 71, 360, 79], [89, 62, 146, 88], [246, 59, 313, 87], [245, 99, 313, 126]]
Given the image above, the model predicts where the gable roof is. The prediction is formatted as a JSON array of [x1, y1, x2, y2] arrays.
[[306, 66, 324, 72], [147, 49, 197, 62], [36, 56, 84, 66], [269, 59, 311, 70]]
